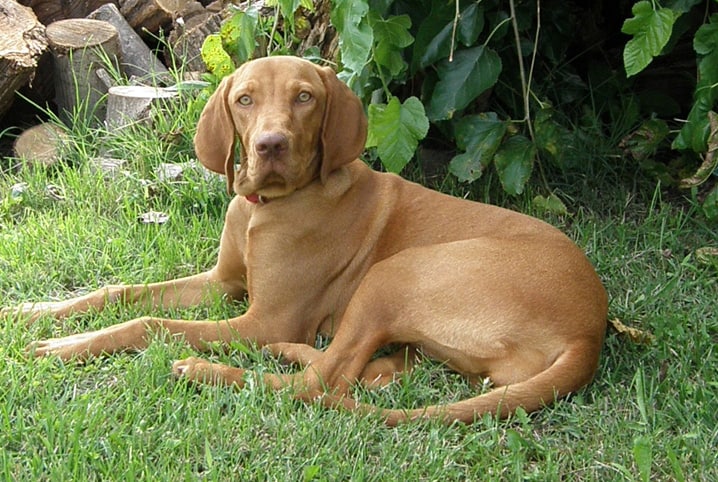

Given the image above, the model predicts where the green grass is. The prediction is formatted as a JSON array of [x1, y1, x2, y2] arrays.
[[1, 110, 717, 481]]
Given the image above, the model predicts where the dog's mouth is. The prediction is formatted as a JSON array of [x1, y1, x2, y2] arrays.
[[234, 146, 321, 202], [235, 171, 291, 201]]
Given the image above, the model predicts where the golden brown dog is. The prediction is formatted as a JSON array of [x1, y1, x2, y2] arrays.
[[3, 56, 607, 425]]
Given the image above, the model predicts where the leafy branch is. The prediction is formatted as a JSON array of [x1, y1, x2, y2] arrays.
[[200, 0, 718, 217], [621, 1, 718, 217]]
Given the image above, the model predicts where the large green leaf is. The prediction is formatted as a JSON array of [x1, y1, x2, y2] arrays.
[[419, 4, 485, 68], [679, 111, 718, 189], [533, 107, 573, 169], [366, 97, 429, 173], [411, 1, 454, 71], [426, 46, 501, 121], [458, 4, 485, 46], [703, 185, 718, 220], [620, 118, 670, 161], [673, 15, 718, 152], [330, 0, 373, 81], [220, 7, 259, 66], [693, 15, 718, 54], [622, 1, 678, 77], [673, 98, 717, 153], [533, 194, 569, 216], [493, 135, 535, 195], [266, 0, 313, 19], [369, 13, 413, 76], [449, 113, 507, 182], [666, 0, 703, 14]]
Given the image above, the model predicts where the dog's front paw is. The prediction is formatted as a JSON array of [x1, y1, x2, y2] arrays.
[[2, 302, 59, 324], [26, 332, 97, 361], [172, 357, 246, 387], [172, 357, 211, 380]]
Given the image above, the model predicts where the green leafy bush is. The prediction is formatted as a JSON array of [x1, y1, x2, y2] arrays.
[[621, 0, 717, 218], [201, 0, 718, 217]]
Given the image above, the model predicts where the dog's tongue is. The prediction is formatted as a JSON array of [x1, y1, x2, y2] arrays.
[[245, 193, 260, 204]]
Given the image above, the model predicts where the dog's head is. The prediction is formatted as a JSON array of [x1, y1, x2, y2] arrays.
[[194, 56, 367, 199]]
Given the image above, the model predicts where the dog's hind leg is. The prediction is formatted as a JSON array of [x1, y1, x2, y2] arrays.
[[265, 342, 416, 388]]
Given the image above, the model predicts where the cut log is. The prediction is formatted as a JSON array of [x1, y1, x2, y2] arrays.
[[166, 9, 221, 72], [46, 18, 121, 124], [18, 0, 118, 25], [105, 85, 178, 128], [0, 0, 48, 118], [119, 0, 203, 35], [13, 122, 69, 167], [88, 3, 169, 81]]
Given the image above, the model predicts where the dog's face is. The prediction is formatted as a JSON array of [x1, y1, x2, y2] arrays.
[[225, 57, 327, 199], [194, 56, 367, 199]]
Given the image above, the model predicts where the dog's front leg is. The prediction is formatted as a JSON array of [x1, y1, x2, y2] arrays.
[[2, 270, 241, 325], [26, 310, 273, 361], [171, 355, 318, 393]]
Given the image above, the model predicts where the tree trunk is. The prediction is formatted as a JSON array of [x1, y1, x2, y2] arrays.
[[13, 122, 69, 167], [0, 0, 48, 118], [46, 18, 121, 124], [87, 3, 169, 81], [18, 0, 118, 25], [105, 85, 178, 128], [119, 0, 203, 35], [166, 9, 221, 72]]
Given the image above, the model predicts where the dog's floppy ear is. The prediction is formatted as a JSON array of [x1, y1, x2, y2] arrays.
[[317, 67, 368, 183], [194, 75, 237, 195]]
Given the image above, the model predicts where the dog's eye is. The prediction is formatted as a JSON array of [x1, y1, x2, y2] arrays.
[[238, 95, 253, 106], [297, 92, 312, 103]]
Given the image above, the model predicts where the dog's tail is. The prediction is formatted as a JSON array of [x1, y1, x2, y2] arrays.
[[324, 340, 601, 426]]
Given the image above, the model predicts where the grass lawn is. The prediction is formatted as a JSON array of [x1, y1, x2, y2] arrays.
[[1, 108, 716, 480]]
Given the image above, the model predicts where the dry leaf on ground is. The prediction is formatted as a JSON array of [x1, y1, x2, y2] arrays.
[[609, 318, 655, 344]]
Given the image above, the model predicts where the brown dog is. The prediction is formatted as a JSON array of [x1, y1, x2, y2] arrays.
[[3, 56, 607, 425]]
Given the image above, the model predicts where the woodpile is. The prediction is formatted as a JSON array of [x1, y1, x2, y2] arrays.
[[46, 18, 122, 124], [87, 3, 169, 79], [1, 0, 338, 164], [3, 0, 203, 122], [17, 0, 119, 26], [0, 1, 47, 118], [120, 0, 205, 35], [12, 122, 68, 166]]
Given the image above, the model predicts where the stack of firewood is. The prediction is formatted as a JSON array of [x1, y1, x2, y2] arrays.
[[2, 0, 230, 163], [0, 0, 228, 121], [1, 0, 335, 165]]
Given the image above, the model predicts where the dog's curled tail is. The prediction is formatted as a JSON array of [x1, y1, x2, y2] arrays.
[[327, 339, 601, 426]]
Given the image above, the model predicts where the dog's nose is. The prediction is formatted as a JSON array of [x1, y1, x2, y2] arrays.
[[255, 133, 289, 159]]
